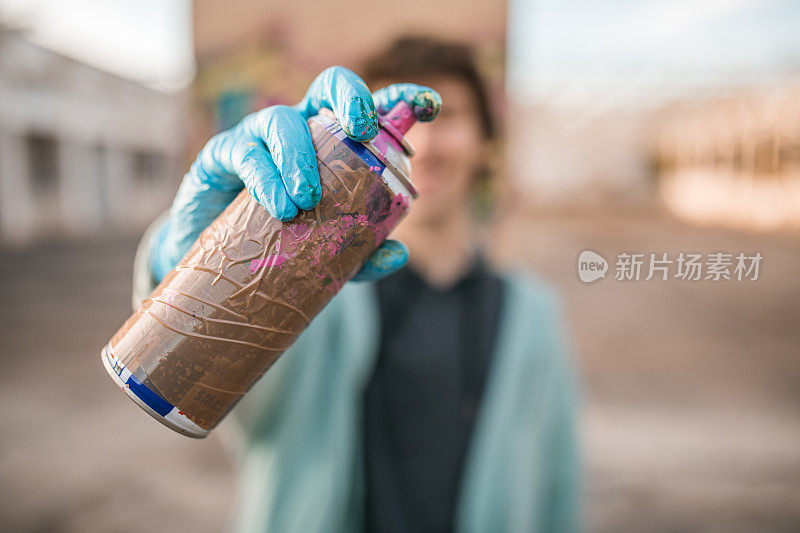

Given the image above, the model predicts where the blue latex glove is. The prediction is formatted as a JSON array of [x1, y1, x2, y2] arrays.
[[150, 66, 440, 284]]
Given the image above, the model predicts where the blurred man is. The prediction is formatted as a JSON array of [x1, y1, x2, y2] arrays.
[[133, 36, 580, 533]]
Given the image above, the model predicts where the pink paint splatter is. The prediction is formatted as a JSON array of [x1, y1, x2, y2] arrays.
[[281, 222, 313, 240], [250, 254, 290, 273], [371, 135, 390, 158], [371, 192, 409, 244]]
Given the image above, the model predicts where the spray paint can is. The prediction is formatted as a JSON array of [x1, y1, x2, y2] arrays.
[[101, 96, 437, 437]]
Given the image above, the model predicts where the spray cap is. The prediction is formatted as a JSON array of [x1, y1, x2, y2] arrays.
[[377, 91, 441, 157]]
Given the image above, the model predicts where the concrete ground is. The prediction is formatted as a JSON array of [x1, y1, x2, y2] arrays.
[[1, 207, 798, 532], [495, 206, 800, 532]]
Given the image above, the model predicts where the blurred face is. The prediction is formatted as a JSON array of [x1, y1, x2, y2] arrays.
[[379, 76, 488, 224]]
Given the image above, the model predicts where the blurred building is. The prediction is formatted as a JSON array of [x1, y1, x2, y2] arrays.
[[653, 79, 800, 231], [0, 28, 185, 245], [190, 0, 506, 153], [506, 101, 654, 206]]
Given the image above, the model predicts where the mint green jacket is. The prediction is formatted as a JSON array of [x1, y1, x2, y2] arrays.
[[133, 222, 581, 533], [228, 274, 580, 533]]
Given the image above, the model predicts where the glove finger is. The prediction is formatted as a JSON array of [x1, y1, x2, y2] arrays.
[[351, 239, 409, 282], [232, 137, 299, 221], [372, 83, 442, 121], [193, 131, 247, 190], [293, 66, 378, 141], [251, 106, 322, 211]]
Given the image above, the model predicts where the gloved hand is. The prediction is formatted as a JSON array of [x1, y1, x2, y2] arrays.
[[150, 66, 441, 284]]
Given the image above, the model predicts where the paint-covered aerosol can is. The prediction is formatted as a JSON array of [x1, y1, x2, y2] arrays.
[[101, 95, 438, 437]]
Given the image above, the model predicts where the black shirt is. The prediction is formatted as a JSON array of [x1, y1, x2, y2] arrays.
[[363, 257, 505, 533]]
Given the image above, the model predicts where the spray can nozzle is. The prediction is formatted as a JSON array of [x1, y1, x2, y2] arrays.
[[377, 91, 441, 156]]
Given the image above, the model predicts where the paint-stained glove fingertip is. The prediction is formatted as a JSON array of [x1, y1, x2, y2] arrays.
[[351, 239, 409, 282]]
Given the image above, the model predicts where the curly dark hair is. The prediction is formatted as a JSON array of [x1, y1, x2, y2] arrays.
[[361, 35, 495, 141]]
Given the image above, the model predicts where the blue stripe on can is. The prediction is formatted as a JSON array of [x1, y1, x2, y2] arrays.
[[319, 114, 386, 175], [340, 136, 386, 174], [125, 372, 175, 417]]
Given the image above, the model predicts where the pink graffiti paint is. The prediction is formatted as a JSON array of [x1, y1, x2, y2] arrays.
[[104, 96, 439, 436], [249, 254, 291, 273]]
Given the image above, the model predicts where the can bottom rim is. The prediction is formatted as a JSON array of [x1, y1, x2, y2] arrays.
[[101, 344, 209, 439]]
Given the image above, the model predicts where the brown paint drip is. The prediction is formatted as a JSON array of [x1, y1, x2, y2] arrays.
[[108, 114, 413, 431]]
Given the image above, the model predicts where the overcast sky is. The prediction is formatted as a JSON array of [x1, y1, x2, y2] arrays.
[[508, 0, 800, 103], [0, 0, 194, 91], [1, 0, 799, 100]]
